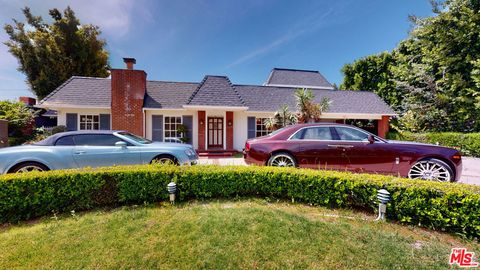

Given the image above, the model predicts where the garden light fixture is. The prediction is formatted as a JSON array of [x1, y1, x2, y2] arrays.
[[167, 182, 177, 204], [375, 189, 390, 221]]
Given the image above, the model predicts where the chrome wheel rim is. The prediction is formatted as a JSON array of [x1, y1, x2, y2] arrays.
[[16, 165, 44, 173], [269, 155, 295, 167], [156, 158, 174, 164], [408, 160, 451, 182]]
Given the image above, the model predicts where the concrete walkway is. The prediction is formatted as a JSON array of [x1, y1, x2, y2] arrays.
[[198, 157, 480, 185]]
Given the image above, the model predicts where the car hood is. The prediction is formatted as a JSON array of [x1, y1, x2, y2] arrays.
[[146, 142, 193, 149]]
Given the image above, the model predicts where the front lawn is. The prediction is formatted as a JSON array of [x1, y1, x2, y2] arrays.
[[1, 200, 477, 269]]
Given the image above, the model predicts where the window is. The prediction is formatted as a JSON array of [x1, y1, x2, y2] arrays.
[[256, 118, 271, 137], [79, 115, 99, 130], [164, 116, 182, 139], [73, 134, 123, 146], [292, 127, 333, 140], [117, 132, 152, 144], [334, 127, 369, 141], [55, 136, 75, 146]]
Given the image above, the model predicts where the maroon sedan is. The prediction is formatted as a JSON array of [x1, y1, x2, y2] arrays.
[[244, 123, 462, 182]]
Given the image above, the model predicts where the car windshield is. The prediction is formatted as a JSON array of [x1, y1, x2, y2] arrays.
[[117, 132, 152, 144], [267, 127, 287, 137]]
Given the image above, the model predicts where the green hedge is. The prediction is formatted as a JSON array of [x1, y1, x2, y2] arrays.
[[387, 131, 480, 157], [1, 165, 480, 238]]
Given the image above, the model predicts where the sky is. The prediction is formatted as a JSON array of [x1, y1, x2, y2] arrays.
[[0, 0, 433, 101]]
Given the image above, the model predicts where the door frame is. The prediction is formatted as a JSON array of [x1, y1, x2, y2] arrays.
[[207, 116, 224, 149]]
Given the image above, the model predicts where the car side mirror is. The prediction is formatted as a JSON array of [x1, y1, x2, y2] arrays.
[[368, 135, 375, 144], [115, 141, 127, 148]]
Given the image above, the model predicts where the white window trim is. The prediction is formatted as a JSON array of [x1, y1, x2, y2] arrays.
[[163, 116, 183, 142], [78, 114, 100, 130], [255, 117, 271, 137]]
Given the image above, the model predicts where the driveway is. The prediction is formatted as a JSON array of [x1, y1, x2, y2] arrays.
[[198, 157, 480, 185]]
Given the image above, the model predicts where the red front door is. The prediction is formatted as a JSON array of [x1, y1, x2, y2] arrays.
[[208, 117, 223, 149]]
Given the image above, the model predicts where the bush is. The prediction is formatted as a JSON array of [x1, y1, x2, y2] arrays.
[[387, 131, 480, 157], [0, 165, 479, 238]]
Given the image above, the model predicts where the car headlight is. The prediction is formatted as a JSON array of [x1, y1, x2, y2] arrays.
[[185, 149, 195, 156]]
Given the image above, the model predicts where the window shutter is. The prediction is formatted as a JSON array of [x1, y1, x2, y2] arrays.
[[247, 116, 256, 139], [182, 115, 193, 144], [152, 115, 163, 142], [99, 114, 111, 130], [66, 113, 78, 131]]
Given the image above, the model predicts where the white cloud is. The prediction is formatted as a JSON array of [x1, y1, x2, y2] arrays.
[[226, 8, 334, 68]]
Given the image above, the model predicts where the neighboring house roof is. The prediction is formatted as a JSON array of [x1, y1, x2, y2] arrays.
[[186, 76, 245, 107], [40, 77, 111, 107], [265, 68, 334, 89], [235, 85, 396, 115]]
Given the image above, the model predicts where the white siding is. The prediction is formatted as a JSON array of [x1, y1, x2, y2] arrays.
[[55, 108, 111, 130], [145, 109, 197, 148]]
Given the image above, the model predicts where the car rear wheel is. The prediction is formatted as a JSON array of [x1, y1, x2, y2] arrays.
[[408, 158, 453, 182], [11, 162, 49, 173], [267, 153, 297, 167]]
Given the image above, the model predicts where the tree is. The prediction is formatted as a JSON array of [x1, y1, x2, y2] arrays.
[[0, 101, 35, 139], [340, 0, 480, 132], [294, 88, 330, 123], [340, 52, 401, 107], [4, 6, 110, 99]]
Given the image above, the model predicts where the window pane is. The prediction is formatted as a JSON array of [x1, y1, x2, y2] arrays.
[[302, 127, 333, 140], [55, 136, 75, 146], [80, 123, 85, 130], [335, 127, 369, 141], [74, 134, 122, 146]]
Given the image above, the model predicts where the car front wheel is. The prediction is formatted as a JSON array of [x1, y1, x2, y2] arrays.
[[11, 162, 49, 173], [407, 158, 454, 182], [267, 153, 297, 167]]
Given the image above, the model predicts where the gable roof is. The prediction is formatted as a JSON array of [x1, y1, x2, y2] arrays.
[[265, 68, 334, 89], [235, 85, 395, 115], [40, 74, 395, 116], [186, 76, 245, 107], [39, 76, 111, 107]]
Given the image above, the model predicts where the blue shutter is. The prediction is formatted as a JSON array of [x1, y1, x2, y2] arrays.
[[152, 115, 163, 142], [66, 113, 77, 131], [247, 116, 256, 139], [99, 114, 111, 130], [182, 115, 193, 144]]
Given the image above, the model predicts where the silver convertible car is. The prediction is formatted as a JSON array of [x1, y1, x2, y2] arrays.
[[0, 130, 198, 173]]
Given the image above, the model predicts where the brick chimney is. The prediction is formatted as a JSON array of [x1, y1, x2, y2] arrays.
[[19, 96, 36, 106], [110, 58, 146, 136]]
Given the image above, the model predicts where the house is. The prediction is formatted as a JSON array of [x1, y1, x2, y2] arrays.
[[39, 58, 396, 153]]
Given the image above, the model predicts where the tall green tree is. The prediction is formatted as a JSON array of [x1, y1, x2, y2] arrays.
[[4, 6, 110, 99], [340, 52, 401, 107], [340, 0, 480, 132]]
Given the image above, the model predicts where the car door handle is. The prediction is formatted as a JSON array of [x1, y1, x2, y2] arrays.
[[74, 150, 86, 155]]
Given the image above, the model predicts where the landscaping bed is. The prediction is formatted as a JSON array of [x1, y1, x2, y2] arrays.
[[1, 200, 478, 269]]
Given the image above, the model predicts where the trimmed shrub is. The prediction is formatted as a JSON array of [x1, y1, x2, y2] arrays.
[[0, 165, 479, 238], [387, 131, 480, 157]]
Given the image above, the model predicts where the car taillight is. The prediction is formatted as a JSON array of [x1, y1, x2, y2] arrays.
[[245, 142, 250, 152]]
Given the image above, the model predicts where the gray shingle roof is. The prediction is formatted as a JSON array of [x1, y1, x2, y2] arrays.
[[144, 81, 198, 108], [235, 85, 396, 115], [187, 76, 245, 107], [265, 68, 334, 89], [41, 75, 395, 115], [39, 76, 111, 107]]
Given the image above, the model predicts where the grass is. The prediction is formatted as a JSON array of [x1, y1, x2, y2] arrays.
[[1, 199, 478, 270]]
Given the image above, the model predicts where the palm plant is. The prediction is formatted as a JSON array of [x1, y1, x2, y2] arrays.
[[274, 104, 297, 128], [294, 88, 330, 123]]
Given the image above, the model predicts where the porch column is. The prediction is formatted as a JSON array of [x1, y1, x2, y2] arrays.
[[377, 115, 390, 138], [198, 110, 206, 150], [226, 111, 234, 150]]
